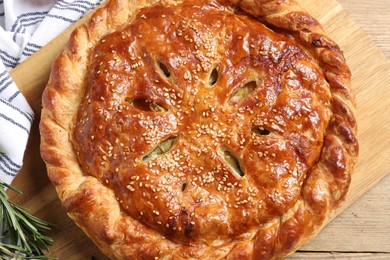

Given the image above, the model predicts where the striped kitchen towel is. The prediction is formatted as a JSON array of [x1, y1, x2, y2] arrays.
[[0, 0, 103, 185]]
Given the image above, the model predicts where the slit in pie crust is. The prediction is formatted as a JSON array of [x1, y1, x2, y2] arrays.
[[40, 0, 359, 259]]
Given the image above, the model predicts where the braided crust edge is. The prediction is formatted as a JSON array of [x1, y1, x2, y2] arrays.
[[39, 0, 358, 259]]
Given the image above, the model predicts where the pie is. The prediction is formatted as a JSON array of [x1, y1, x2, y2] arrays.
[[39, 0, 359, 258]]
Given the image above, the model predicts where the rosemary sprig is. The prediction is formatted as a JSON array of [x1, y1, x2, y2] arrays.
[[0, 180, 54, 259]]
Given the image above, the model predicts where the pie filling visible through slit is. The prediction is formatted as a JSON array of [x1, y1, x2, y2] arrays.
[[73, 1, 330, 245]]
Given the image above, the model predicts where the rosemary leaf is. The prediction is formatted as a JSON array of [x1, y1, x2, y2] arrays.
[[0, 180, 54, 259]]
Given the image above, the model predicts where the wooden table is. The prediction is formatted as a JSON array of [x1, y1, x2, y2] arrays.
[[293, 0, 390, 259], [7, 0, 390, 259]]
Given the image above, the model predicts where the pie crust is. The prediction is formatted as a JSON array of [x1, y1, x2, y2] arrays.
[[40, 0, 359, 259]]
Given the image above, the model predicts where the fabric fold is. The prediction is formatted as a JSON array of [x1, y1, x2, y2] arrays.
[[0, 0, 103, 184]]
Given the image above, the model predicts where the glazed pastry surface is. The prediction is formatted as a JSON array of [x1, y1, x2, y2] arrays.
[[40, 0, 358, 259]]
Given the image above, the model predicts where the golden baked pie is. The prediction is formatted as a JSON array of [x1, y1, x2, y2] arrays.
[[40, 0, 359, 258]]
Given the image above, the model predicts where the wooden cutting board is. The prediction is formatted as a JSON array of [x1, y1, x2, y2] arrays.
[[7, 0, 390, 258]]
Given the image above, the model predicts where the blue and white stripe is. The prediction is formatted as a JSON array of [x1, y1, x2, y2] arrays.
[[21, 42, 42, 57], [0, 154, 21, 178], [0, 49, 19, 68], [11, 11, 48, 41], [0, 64, 33, 184], [0, 0, 103, 185]]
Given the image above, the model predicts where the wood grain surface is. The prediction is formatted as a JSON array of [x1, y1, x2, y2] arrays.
[[339, 0, 390, 60], [7, 0, 390, 259], [298, 0, 390, 256]]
